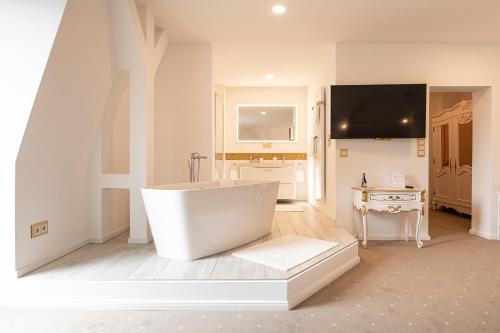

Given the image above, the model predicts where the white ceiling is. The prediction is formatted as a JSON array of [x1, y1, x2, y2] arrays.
[[214, 43, 333, 86], [151, 0, 500, 43]]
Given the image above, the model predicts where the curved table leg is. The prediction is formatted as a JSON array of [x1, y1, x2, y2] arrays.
[[361, 206, 368, 248], [352, 205, 359, 238], [404, 219, 409, 242], [416, 206, 424, 248]]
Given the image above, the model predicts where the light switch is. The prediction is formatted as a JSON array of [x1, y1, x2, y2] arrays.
[[339, 149, 348, 158], [417, 138, 425, 157]]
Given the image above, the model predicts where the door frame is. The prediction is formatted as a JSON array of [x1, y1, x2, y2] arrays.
[[428, 86, 496, 240]]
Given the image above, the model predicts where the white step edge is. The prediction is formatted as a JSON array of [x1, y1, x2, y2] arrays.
[[11, 243, 359, 311]]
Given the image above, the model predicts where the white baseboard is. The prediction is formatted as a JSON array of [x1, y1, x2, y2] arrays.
[[89, 225, 129, 244], [128, 237, 152, 244], [16, 239, 89, 277], [469, 229, 496, 240]]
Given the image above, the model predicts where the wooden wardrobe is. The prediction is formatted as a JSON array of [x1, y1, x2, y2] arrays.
[[431, 100, 472, 215]]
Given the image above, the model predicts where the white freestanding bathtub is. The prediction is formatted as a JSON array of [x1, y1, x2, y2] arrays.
[[141, 179, 279, 260]]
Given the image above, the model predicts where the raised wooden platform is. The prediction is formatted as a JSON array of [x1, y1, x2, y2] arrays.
[[12, 203, 359, 310]]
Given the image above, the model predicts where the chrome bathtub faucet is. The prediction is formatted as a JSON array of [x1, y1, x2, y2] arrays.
[[188, 152, 207, 182]]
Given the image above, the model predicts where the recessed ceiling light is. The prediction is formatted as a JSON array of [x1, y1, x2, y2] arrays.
[[401, 118, 409, 124], [272, 4, 286, 14], [265, 73, 274, 79], [260, 111, 267, 115]]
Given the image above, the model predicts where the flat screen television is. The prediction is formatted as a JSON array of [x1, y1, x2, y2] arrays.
[[331, 84, 426, 139]]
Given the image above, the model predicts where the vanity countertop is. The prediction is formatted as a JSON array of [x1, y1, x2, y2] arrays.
[[238, 162, 295, 168]]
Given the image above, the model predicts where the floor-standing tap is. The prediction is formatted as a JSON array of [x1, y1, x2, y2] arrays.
[[188, 152, 207, 182]]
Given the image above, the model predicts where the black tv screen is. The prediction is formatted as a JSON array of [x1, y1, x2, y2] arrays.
[[331, 84, 426, 139]]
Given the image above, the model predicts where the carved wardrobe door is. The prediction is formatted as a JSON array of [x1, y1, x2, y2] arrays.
[[431, 100, 472, 214], [452, 105, 473, 211], [432, 117, 453, 205]]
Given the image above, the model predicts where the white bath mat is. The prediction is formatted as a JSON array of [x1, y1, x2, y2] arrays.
[[275, 204, 304, 212], [232, 235, 338, 271]]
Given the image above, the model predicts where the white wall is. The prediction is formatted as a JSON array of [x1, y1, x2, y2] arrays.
[[334, 43, 500, 240], [101, 188, 130, 239], [307, 45, 336, 219], [214, 84, 225, 179], [102, 87, 130, 174], [154, 43, 214, 184], [472, 87, 494, 238], [0, 0, 67, 287], [15, 0, 116, 272]]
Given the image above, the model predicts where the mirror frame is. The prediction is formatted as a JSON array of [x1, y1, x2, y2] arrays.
[[236, 104, 298, 143]]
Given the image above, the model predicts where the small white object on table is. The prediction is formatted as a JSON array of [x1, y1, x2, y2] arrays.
[[352, 186, 426, 248]]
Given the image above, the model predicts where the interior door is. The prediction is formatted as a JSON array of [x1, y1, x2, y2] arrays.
[[453, 116, 473, 208], [433, 120, 453, 204]]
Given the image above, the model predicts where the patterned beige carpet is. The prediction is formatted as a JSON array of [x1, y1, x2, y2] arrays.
[[2, 210, 499, 332]]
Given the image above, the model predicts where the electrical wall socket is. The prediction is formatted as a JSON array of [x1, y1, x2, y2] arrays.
[[31, 220, 48, 239]]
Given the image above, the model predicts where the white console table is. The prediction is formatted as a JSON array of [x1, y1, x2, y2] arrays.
[[352, 187, 426, 248]]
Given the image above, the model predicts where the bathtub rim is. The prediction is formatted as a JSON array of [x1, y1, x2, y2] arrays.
[[142, 179, 279, 192]]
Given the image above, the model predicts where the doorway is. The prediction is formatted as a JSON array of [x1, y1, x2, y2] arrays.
[[428, 91, 472, 237]]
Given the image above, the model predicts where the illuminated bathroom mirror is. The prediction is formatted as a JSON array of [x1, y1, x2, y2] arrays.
[[237, 105, 297, 142]]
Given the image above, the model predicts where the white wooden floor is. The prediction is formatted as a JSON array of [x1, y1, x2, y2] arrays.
[[23, 203, 357, 281]]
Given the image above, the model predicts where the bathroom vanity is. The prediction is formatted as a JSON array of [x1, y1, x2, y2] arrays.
[[239, 163, 296, 200]]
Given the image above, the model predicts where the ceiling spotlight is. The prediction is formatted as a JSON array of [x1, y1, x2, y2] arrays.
[[260, 111, 267, 115], [265, 73, 274, 79], [401, 118, 409, 124], [272, 4, 286, 14]]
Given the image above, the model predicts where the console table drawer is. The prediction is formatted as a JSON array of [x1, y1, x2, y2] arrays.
[[240, 166, 294, 183], [368, 193, 417, 203]]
